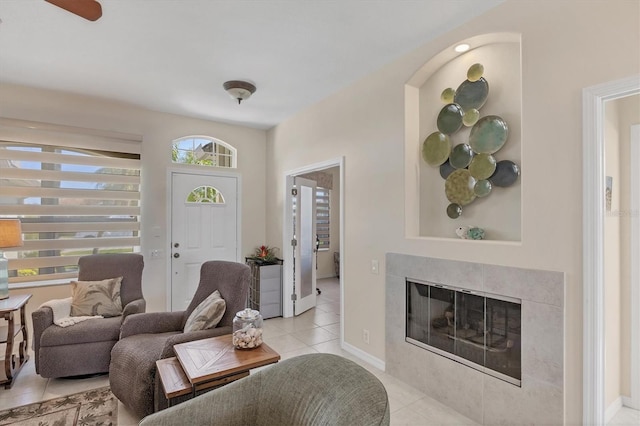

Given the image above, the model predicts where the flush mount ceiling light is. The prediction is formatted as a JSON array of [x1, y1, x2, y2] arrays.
[[454, 43, 470, 53], [223, 80, 257, 104]]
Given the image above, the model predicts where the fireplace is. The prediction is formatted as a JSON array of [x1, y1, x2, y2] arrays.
[[386, 254, 564, 424], [406, 279, 522, 386]]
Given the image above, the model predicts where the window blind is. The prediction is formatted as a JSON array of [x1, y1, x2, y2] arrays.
[[316, 187, 330, 251], [292, 186, 330, 251], [0, 119, 141, 284]]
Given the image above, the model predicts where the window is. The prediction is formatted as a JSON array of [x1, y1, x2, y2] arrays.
[[292, 186, 331, 251], [186, 185, 225, 204], [0, 120, 141, 284], [172, 136, 236, 168], [316, 187, 330, 251]]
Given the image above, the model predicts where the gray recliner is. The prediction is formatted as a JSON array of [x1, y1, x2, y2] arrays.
[[109, 260, 250, 419], [139, 353, 391, 426], [31, 253, 145, 378]]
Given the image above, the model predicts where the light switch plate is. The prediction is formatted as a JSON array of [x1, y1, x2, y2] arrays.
[[371, 260, 379, 274]]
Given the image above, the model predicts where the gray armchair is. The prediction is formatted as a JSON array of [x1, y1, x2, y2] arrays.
[[31, 253, 145, 378], [140, 353, 390, 426], [109, 260, 250, 419]]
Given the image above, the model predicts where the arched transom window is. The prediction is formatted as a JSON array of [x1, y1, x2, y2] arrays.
[[186, 186, 225, 204], [172, 136, 237, 168]]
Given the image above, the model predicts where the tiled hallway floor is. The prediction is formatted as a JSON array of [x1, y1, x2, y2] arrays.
[[2, 278, 637, 425]]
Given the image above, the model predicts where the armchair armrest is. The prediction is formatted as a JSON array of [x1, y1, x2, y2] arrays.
[[159, 325, 233, 359], [141, 369, 258, 426], [120, 311, 185, 339], [121, 298, 146, 321], [31, 306, 54, 373]]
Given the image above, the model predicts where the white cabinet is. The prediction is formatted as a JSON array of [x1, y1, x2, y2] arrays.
[[246, 259, 282, 319]]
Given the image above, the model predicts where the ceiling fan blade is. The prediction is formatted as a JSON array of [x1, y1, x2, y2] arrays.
[[45, 0, 102, 21]]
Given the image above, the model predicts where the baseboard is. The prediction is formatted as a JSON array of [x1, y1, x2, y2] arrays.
[[341, 340, 385, 371], [605, 396, 623, 423], [622, 395, 640, 410]]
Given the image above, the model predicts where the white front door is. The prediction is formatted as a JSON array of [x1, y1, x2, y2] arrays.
[[170, 172, 239, 311], [293, 177, 317, 315]]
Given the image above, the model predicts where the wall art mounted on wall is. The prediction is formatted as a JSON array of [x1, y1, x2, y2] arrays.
[[421, 63, 520, 220]]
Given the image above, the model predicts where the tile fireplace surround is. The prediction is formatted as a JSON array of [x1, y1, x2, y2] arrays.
[[385, 253, 565, 425]]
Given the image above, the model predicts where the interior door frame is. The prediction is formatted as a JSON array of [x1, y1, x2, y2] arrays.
[[166, 167, 242, 311], [282, 157, 344, 323], [582, 74, 640, 424]]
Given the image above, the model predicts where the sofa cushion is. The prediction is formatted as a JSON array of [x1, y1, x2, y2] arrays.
[[183, 290, 226, 332], [70, 277, 123, 317], [40, 316, 122, 347]]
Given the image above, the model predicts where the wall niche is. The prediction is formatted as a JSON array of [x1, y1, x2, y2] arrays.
[[405, 33, 522, 242]]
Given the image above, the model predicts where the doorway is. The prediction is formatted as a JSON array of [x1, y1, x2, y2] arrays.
[[583, 75, 640, 425], [282, 157, 344, 339], [169, 170, 240, 311]]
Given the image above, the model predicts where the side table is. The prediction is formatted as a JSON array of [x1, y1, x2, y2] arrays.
[[0, 294, 31, 389], [157, 335, 280, 409]]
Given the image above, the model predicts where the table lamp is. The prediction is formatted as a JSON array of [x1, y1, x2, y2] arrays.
[[0, 219, 23, 299]]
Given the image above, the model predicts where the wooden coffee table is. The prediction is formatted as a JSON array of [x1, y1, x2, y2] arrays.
[[157, 334, 280, 407]]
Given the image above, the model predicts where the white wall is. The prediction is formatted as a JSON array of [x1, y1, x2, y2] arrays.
[[1, 83, 267, 318], [265, 1, 640, 423]]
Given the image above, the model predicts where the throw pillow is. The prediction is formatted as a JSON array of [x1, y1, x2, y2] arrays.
[[70, 277, 123, 317], [184, 290, 226, 332]]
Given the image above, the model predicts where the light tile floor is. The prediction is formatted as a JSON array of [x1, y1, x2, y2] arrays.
[[2, 277, 637, 425], [609, 406, 640, 426]]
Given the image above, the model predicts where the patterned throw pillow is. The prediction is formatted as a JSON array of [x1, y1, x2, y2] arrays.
[[184, 290, 226, 332], [70, 277, 123, 317]]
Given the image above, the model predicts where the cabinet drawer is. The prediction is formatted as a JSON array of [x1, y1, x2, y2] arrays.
[[259, 265, 281, 280], [259, 278, 281, 292], [261, 303, 282, 319], [260, 290, 281, 305]]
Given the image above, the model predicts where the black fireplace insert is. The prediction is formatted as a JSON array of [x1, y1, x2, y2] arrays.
[[406, 279, 522, 386]]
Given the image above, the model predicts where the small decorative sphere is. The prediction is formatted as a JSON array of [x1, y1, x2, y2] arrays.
[[467, 63, 484, 82], [446, 203, 462, 219], [440, 88, 456, 103], [462, 108, 480, 127], [474, 179, 492, 197]]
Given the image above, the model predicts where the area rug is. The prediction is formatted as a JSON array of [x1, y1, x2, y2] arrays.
[[0, 386, 117, 426]]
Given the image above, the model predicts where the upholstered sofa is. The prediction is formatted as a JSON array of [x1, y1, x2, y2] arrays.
[[139, 353, 390, 426]]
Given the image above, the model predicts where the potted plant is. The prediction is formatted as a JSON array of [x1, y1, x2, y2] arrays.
[[248, 245, 280, 264]]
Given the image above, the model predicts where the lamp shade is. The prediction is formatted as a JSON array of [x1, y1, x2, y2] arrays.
[[0, 219, 21, 299], [0, 219, 23, 248]]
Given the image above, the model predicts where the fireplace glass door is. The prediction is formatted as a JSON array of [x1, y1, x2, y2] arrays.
[[406, 279, 521, 386]]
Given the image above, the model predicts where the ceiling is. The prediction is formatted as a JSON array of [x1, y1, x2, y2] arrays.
[[0, 0, 502, 130]]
